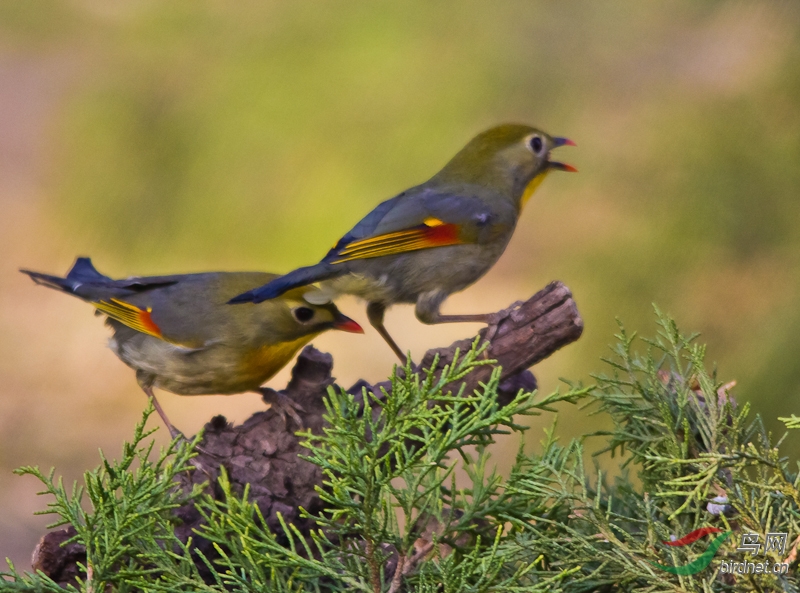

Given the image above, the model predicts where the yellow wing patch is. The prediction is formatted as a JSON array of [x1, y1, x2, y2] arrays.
[[423, 217, 446, 227], [93, 298, 163, 339], [331, 219, 462, 264]]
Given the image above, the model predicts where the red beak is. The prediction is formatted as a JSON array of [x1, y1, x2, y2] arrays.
[[333, 312, 364, 334], [549, 137, 577, 172], [548, 161, 579, 173], [552, 136, 577, 147]]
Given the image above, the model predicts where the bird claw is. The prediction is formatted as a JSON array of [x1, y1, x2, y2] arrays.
[[483, 304, 517, 343], [261, 388, 305, 428]]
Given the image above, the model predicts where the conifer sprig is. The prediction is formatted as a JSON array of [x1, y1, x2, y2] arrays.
[[3, 313, 799, 592]]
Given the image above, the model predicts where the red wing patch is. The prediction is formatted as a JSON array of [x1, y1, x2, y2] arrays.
[[93, 298, 163, 339], [330, 218, 462, 264]]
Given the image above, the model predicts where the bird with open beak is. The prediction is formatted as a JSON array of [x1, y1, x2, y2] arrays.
[[231, 124, 576, 361]]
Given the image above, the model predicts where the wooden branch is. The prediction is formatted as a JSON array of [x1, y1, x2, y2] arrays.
[[419, 280, 583, 403], [30, 281, 583, 585]]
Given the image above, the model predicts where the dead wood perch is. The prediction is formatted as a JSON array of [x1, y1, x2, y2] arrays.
[[31, 281, 583, 586]]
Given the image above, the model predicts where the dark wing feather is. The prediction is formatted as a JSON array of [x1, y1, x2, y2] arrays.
[[323, 188, 498, 264]]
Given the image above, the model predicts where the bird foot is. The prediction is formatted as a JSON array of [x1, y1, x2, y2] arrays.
[[482, 301, 522, 344], [261, 388, 305, 428]]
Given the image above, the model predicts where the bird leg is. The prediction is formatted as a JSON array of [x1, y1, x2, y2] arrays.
[[141, 385, 184, 441], [419, 312, 502, 344], [415, 292, 499, 327], [260, 387, 305, 427], [416, 295, 523, 344], [141, 385, 221, 468], [367, 301, 407, 363], [422, 313, 493, 324]]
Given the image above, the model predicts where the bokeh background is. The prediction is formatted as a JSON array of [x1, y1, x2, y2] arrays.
[[2, 0, 800, 569]]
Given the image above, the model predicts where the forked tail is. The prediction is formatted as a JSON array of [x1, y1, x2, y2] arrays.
[[20, 257, 111, 297]]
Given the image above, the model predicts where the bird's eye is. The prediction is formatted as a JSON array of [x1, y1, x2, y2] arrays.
[[293, 307, 315, 322], [528, 135, 545, 156]]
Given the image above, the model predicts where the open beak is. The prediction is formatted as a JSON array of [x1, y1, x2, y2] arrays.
[[548, 136, 578, 172], [548, 161, 578, 172], [332, 312, 364, 334]]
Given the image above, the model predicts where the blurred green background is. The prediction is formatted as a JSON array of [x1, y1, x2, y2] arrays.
[[2, 0, 800, 569]]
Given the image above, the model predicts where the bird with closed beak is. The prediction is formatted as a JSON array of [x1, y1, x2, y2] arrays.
[[230, 124, 576, 360], [21, 258, 363, 437]]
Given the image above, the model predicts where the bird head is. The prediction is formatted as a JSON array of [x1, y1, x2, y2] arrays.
[[434, 124, 577, 209], [267, 287, 364, 342]]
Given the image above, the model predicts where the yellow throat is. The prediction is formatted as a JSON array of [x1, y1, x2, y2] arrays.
[[520, 170, 550, 210], [240, 334, 316, 385]]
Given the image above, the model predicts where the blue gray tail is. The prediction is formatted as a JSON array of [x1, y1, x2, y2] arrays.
[[20, 257, 111, 297], [229, 263, 339, 304]]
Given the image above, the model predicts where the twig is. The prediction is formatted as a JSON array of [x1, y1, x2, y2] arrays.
[[387, 553, 405, 593]]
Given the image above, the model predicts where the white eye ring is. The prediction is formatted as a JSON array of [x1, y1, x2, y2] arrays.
[[526, 134, 546, 156]]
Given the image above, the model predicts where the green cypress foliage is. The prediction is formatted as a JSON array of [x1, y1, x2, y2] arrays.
[[3, 311, 799, 592]]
